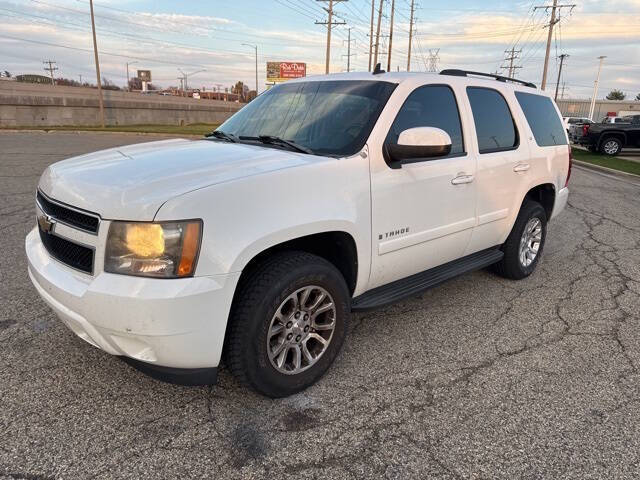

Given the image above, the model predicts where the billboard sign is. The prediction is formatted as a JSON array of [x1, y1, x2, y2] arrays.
[[266, 62, 306, 83], [137, 70, 152, 82]]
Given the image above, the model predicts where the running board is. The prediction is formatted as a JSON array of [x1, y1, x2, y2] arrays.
[[351, 248, 504, 312]]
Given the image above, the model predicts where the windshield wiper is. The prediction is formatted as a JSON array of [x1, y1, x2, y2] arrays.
[[239, 135, 314, 155], [205, 130, 238, 143]]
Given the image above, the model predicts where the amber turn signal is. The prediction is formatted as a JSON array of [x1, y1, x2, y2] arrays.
[[178, 222, 201, 277]]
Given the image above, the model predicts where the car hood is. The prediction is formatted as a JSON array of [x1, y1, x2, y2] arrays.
[[39, 138, 321, 220]]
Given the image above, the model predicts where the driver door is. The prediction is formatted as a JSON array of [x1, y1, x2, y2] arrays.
[[368, 84, 477, 289]]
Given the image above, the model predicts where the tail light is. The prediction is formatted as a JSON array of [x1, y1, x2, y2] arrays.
[[582, 123, 590, 136], [565, 145, 572, 188]]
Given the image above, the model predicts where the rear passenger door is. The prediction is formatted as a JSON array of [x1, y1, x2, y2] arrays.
[[463, 86, 532, 254]]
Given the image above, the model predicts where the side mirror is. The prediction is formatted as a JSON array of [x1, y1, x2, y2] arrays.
[[386, 127, 452, 166]]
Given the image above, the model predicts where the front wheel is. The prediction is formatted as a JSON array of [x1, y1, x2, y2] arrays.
[[225, 251, 350, 397], [493, 199, 547, 280]]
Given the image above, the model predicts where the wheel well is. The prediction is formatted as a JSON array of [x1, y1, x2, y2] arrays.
[[525, 184, 555, 220], [599, 132, 625, 147], [239, 231, 358, 295]]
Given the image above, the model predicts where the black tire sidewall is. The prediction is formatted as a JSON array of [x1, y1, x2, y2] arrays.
[[242, 260, 350, 397], [504, 202, 547, 278]]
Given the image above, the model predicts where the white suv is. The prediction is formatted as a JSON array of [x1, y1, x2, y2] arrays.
[[26, 69, 571, 397]]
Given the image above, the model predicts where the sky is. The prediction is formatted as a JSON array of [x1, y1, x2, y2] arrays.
[[0, 0, 639, 99]]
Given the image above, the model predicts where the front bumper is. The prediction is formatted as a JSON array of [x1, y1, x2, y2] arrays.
[[26, 227, 240, 372]]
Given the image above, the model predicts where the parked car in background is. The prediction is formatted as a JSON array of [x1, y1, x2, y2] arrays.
[[577, 115, 640, 155], [563, 116, 591, 132], [26, 69, 570, 397], [568, 117, 593, 143], [600, 116, 631, 124]]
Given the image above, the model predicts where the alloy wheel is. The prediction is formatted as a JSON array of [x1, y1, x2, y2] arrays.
[[266, 285, 337, 375]]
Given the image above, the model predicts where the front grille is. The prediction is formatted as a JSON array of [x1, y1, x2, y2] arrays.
[[37, 191, 100, 234], [38, 227, 94, 274]]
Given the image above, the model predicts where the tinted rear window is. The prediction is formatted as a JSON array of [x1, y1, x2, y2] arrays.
[[467, 87, 518, 154], [515, 92, 567, 147]]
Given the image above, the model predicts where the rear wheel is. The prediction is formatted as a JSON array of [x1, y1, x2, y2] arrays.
[[600, 137, 622, 156], [225, 251, 350, 398], [493, 200, 547, 280]]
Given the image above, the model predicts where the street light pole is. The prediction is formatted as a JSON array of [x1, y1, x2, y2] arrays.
[[588, 56, 606, 121], [178, 68, 206, 97], [242, 43, 258, 97]]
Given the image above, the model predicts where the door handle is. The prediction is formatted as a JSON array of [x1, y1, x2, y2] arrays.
[[514, 163, 530, 172], [451, 174, 474, 185]]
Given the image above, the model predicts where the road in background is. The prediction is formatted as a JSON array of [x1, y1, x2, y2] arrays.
[[1, 132, 640, 479]]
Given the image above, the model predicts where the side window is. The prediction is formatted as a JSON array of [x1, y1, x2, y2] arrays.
[[386, 85, 464, 160], [467, 87, 518, 154], [515, 91, 568, 147]]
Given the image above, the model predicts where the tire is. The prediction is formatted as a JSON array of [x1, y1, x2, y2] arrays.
[[224, 251, 350, 398], [600, 137, 622, 156], [493, 199, 547, 280]]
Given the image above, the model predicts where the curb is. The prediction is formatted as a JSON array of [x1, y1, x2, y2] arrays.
[[0, 129, 204, 139], [572, 159, 640, 179]]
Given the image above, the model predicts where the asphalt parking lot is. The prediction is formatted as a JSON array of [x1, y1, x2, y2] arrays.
[[1, 131, 640, 479]]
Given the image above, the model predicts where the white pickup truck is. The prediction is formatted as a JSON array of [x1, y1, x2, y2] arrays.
[[26, 69, 571, 397]]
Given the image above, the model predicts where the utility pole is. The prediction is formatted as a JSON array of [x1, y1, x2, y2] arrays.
[[407, 0, 415, 71], [316, 0, 347, 74], [242, 43, 258, 95], [502, 48, 522, 78], [368, 0, 374, 71], [78, 74, 82, 84], [561, 81, 566, 99], [43, 60, 57, 85], [373, 0, 384, 67], [125, 61, 137, 92], [535, 1, 575, 90], [342, 28, 356, 72], [427, 49, 440, 73], [588, 56, 606, 121], [387, 0, 395, 72], [554, 53, 568, 101], [88, 0, 105, 127]]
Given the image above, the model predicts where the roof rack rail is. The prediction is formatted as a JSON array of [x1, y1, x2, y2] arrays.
[[439, 69, 537, 89]]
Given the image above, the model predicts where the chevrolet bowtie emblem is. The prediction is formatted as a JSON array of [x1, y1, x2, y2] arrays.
[[37, 212, 56, 233]]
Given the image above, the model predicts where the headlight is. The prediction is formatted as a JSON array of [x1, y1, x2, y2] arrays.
[[105, 220, 202, 278]]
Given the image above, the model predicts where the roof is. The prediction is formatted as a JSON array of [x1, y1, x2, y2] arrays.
[[289, 70, 543, 95]]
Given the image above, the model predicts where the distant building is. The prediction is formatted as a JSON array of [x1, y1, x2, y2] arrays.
[[557, 99, 640, 121], [15, 74, 53, 84]]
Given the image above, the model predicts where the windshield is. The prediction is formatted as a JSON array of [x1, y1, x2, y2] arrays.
[[217, 80, 397, 157]]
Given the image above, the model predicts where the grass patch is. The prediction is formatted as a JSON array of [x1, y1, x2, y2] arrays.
[[571, 147, 640, 176], [1, 124, 219, 136]]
